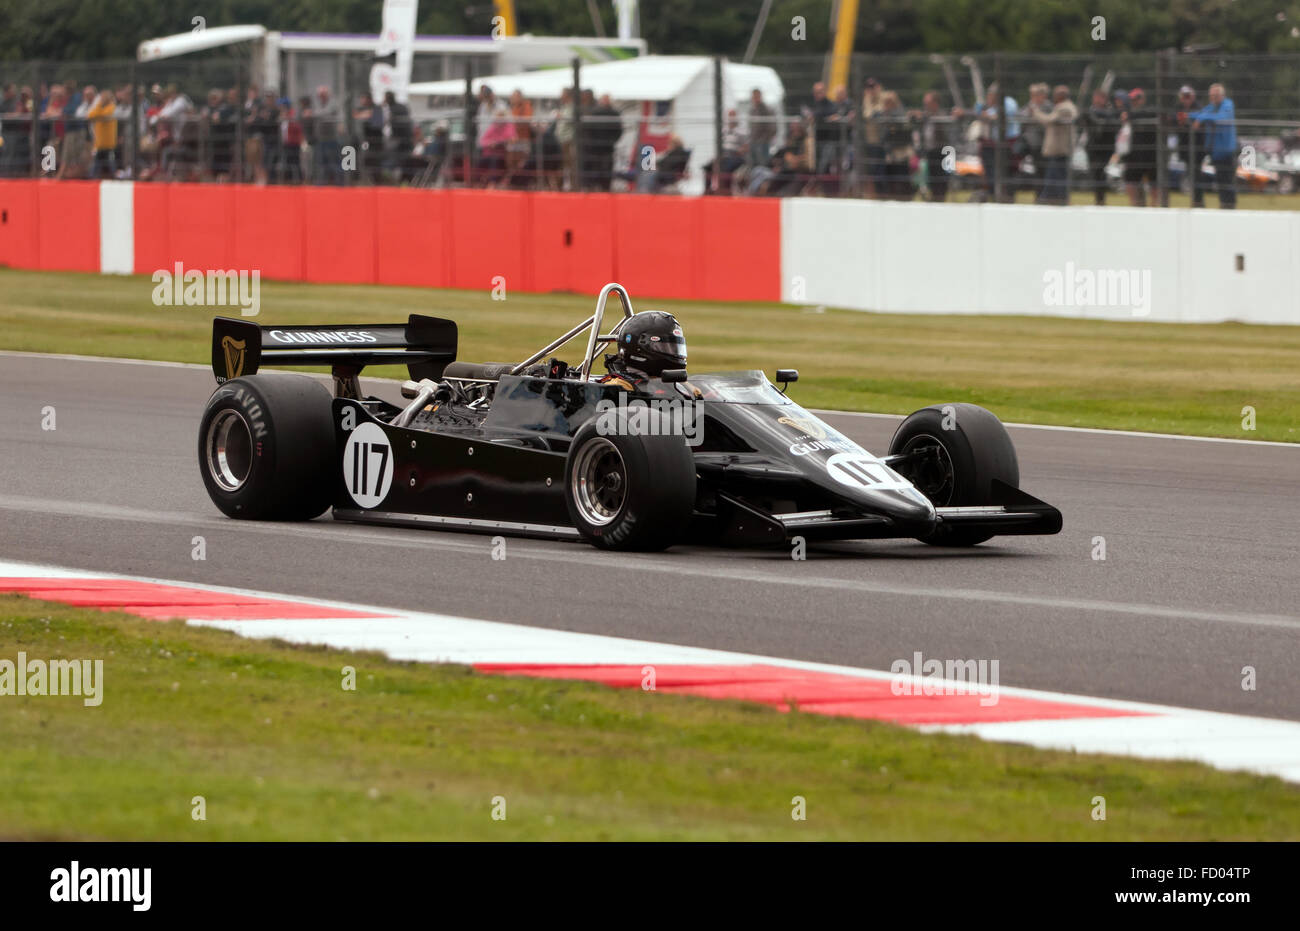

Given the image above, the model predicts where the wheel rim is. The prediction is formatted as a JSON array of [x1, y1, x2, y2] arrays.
[[205, 409, 254, 492], [897, 433, 955, 506], [572, 437, 627, 526]]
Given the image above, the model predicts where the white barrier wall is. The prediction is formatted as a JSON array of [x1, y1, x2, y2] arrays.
[[780, 198, 1300, 324]]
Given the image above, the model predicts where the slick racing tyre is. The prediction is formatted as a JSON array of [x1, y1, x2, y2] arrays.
[[565, 412, 696, 551], [888, 403, 1019, 547], [199, 374, 336, 521]]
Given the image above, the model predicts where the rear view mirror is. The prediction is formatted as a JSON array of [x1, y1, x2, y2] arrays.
[[661, 369, 688, 383], [775, 368, 799, 385]]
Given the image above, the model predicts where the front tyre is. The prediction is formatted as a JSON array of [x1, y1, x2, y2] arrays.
[[198, 374, 336, 520], [565, 414, 696, 551], [888, 403, 1019, 547]]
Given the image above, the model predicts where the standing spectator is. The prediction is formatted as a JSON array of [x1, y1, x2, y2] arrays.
[[310, 85, 343, 185], [860, 78, 886, 198], [814, 83, 850, 190], [1030, 85, 1077, 205], [810, 81, 833, 174], [384, 90, 414, 180], [505, 89, 533, 184], [86, 88, 117, 178], [74, 85, 96, 119], [154, 85, 197, 179], [913, 90, 956, 202], [54, 85, 93, 177], [1171, 86, 1205, 206], [748, 88, 775, 169], [353, 92, 384, 183], [811, 81, 849, 187], [1122, 87, 1157, 206], [553, 87, 576, 190], [1021, 82, 1050, 198], [474, 85, 497, 151], [477, 99, 514, 185], [581, 92, 620, 191], [1187, 83, 1238, 209], [957, 84, 1020, 201], [879, 91, 914, 200], [40, 85, 68, 176], [1081, 89, 1118, 205], [1, 84, 33, 176], [256, 92, 282, 183], [282, 97, 309, 184], [245, 93, 280, 185], [113, 85, 133, 177], [203, 89, 236, 180]]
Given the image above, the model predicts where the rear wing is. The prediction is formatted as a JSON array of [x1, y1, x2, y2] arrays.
[[212, 315, 457, 390]]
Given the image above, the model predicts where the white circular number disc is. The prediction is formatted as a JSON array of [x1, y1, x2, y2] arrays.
[[342, 422, 394, 508]]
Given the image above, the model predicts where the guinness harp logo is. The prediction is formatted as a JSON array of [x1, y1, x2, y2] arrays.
[[777, 415, 826, 440], [221, 335, 247, 380]]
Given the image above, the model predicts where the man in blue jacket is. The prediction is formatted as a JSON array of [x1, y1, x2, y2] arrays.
[[1188, 83, 1238, 209]]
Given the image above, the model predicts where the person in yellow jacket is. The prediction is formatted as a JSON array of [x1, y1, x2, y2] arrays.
[[86, 89, 117, 178]]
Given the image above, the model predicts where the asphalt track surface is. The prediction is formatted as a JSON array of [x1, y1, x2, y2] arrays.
[[2, 352, 1297, 721]]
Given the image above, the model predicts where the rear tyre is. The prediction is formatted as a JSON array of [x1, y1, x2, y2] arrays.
[[198, 374, 336, 520], [888, 403, 1019, 547], [565, 412, 696, 551]]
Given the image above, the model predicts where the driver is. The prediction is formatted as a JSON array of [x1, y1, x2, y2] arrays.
[[599, 310, 691, 391]]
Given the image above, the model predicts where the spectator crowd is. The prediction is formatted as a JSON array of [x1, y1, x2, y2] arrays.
[[0, 73, 1251, 208], [733, 77, 1244, 207]]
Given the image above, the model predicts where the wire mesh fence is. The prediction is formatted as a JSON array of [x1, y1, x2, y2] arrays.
[[3, 50, 1299, 206]]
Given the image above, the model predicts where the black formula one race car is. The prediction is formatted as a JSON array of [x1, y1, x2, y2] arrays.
[[198, 284, 1061, 551]]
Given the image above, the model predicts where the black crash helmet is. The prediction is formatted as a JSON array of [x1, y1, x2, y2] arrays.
[[615, 311, 687, 376]]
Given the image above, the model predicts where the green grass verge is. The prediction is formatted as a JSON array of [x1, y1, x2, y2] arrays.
[[2, 595, 1298, 840], [0, 267, 1296, 442]]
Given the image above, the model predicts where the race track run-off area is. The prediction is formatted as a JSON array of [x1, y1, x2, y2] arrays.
[[1, 352, 1299, 783]]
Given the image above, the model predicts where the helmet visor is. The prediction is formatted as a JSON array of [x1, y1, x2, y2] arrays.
[[650, 331, 688, 365]]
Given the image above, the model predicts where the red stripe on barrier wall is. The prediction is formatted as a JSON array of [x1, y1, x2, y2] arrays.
[[475, 663, 1150, 726], [0, 179, 40, 270], [0, 578, 388, 620], [167, 182, 234, 271], [234, 185, 305, 281], [8, 180, 784, 304], [37, 181, 98, 272], [529, 192, 616, 294], [303, 187, 377, 284], [132, 182, 169, 275], [447, 189, 529, 292], [698, 198, 781, 302], [375, 187, 449, 288], [612, 194, 701, 300]]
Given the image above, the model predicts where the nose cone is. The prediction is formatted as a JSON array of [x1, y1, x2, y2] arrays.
[[847, 485, 938, 531]]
